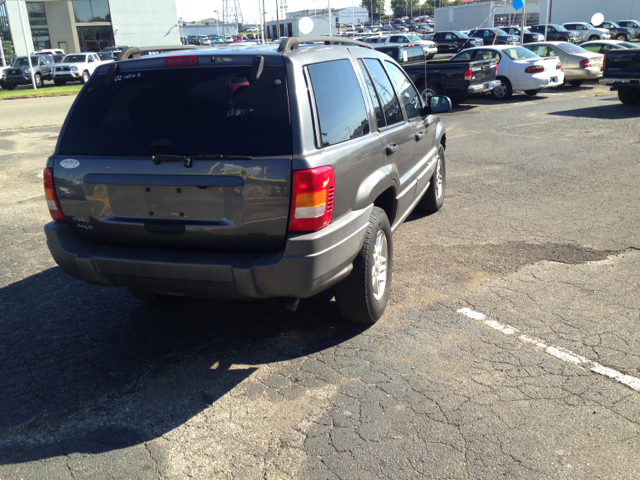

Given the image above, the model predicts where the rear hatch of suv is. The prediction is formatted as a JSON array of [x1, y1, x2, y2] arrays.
[[53, 52, 292, 251]]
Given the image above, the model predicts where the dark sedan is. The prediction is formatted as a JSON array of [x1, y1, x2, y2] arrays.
[[432, 31, 482, 53], [503, 27, 545, 44], [467, 28, 520, 46]]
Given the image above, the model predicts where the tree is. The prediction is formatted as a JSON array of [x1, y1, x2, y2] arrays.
[[360, 0, 386, 20], [2, 39, 15, 61], [391, 0, 420, 18]]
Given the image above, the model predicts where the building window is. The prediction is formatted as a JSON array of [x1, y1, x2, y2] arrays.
[[76, 25, 114, 51], [27, 2, 47, 26], [31, 27, 50, 50], [73, 0, 111, 24]]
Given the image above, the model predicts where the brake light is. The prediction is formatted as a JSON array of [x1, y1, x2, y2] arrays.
[[495, 63, 498, 75], [556, 63, 562, 70], [603, 54, 607, 70], [288, 166, 335, 232], [580, 59, 591, 69], [43, 167, 66, 222], [163, 55, 199, 67], [525, 65, 544, 73], [464, 67, 472, 81]]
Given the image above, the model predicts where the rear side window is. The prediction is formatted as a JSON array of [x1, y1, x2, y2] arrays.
[[307, 60, 369, 147], [59, 64, 291, 156], [363, 59, 403, 126], [358, 59, 385, 129]]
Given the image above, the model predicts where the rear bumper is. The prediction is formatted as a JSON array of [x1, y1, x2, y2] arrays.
[[468, 79, 501, 95], [45, 205, 373, 299]]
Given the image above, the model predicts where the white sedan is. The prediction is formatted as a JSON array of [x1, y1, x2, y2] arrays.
[[450, 45, 565, 100]]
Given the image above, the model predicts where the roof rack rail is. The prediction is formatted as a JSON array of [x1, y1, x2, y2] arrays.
[[277, 36, 373, 53], [115, 45, 209, 61]]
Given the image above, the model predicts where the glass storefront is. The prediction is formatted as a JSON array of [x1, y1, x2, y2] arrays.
[[73, 0, 111, 23], [27, 2, 47, 26], [31, 27, 50, 50], [76, 25, 113, 52]]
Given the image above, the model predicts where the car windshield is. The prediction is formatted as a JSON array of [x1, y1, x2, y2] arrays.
[[495, 29, 510, 36], [13, 57, 40, 66], [503, 47, 539, 60], [606, 22, 620, 28], [455, 31, 469, 38], [554, 25, 569, 32], [557, 43, 589, 54], [59, 64, 292, 156], [63, 55, 86, 63]]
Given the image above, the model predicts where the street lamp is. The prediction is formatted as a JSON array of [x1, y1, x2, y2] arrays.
[[213, 10, 220, 36]]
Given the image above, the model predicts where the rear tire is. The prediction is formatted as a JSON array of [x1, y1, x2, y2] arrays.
[[492, 77, 512, 100], [421, 82, 443, 100], [525, 89, 541, 96], [127, 287, 178, 304], [34, 74, 42, 88], [569, 80, 584, 87], [616, 33, 627, 40], [418, 146, 446, 213], [588, 35, 599, 41], [334, 207, 392, 324], [618, 89, 640, 105]]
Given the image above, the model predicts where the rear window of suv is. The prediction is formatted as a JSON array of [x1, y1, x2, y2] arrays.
[[59, 65, 292, 156]]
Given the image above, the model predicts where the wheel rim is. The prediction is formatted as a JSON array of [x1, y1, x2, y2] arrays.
[[371, 230, 388, 301], [83, 73, 89, 82], [421, 86, 438, 101], [493, 84, 507, 98], [36, 76, 42, 87], [435, 155, 443, 199]]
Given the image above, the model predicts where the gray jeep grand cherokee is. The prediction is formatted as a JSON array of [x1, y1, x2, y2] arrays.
[[44, 37, 451, 323]]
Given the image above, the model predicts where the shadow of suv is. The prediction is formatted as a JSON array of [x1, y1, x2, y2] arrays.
[[43, 37, 452, 324]]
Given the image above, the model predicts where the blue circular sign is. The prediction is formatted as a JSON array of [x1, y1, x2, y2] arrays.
[[512, 0, 524, 10]]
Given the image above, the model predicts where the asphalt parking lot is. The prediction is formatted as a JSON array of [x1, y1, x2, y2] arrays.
[[1, 84, 639, 479]]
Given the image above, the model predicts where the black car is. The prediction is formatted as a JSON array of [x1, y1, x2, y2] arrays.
[[529, 25, 579, 43], [503, 27, 545, 44], [467, 28, 520, 46], [432, 31, 482, 53], [596, 21, 634, 41]]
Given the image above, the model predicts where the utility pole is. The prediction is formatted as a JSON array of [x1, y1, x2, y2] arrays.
[[16, 0, 36, 89], [328, 0, 331, 36], [275, 0, 280, 37], [262, 0, 267, 41], [521, 0, 525, 45]]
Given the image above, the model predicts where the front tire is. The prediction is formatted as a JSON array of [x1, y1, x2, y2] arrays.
[[34, 74, 43, 88], [618, 89, 640, 105], [588, 35, 599, 41], [81, 70, 90, 84], [334, 207, 392, 324], [5, 84, 16, 90], [492, 77, 512, 100], [418, 146, 446, 213], [421, 82, 443, 101], [616, 33, 627, 40]]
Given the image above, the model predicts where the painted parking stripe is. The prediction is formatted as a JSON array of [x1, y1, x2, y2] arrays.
[[457, 307, 640, 393]]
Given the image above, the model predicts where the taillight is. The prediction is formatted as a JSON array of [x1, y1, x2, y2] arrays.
[[43, 167, 66, 222], [288, 166, 335, 232], [163, 55, 199, 67], [580, 59, 591, 69], [525, 65, 544, 74], [603, 54, 607, 70], [495, 63, 498, 75], [464, 67, 472, 81], [556, 63, 562, 70]]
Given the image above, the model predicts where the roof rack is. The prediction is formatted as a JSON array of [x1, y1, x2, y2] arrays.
[[277, 36, 373, 53], [115, 45, 209, 61]]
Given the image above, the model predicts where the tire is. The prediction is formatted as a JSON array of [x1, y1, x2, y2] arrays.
[[492, 77, 512, 100], [588, 35, 599, 41], [127, 287, 178, 303], [617, 89, 640, 105], [81, 70, 90, 84], [54, 79, 66, 87], [418, 146, 446, 213], [5, 84, 16, 90], [525, 89, 541, 96], [569, 80, 584, 87], [334, 207, 392, 324], [34, 74, 42, 88], [421, 82, 443, 101], [616, 33, 627, 40]]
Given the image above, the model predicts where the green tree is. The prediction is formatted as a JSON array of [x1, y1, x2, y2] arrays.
[[391, 0, 420, 19], [360, 0, 386, 20], [2, 39, 15, 61]]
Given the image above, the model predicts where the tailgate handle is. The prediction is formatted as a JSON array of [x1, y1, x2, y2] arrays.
[[415, 131, 425, 141], [385, 143, 399, 155], [144, 222, 185, 236]]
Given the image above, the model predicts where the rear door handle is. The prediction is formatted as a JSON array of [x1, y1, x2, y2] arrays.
[[386, 143, 399, 155], [415, 132, 425, 141]]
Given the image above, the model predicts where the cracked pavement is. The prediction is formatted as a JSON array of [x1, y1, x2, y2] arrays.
[[1, 85, 639, 479]]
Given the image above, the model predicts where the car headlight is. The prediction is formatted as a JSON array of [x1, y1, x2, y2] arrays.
[[71, 66, 78, 71], [24, 68, 31, 73]]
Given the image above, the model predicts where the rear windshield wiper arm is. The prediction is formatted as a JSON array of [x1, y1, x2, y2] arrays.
[[193, 154, 253, 160]]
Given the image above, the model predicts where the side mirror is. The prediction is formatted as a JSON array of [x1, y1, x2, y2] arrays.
[[421, 95, 452, 116]]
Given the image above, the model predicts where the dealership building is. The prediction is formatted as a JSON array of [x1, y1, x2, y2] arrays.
[[0, 0, 180, 57]]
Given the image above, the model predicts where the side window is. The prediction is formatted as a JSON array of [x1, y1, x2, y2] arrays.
[[453, 50, 473, 61], [445, 33, 453, 40], [582, 44, 600, 53], [548, 48, 557, 56], [363, 59, 403, 126], [385, 61, 421, 120], [307, 60, 370, 147], [533, 46, 546, 56], [358, 59, 385, 129], [549, 27, 556, 33]]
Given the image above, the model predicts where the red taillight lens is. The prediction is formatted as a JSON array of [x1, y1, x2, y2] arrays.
[[464, 67, 472, 81], [580, 59, 591, 69], [495, 63, 498, 75], [603, 54, 607, 71], [525, 65, 545, 74], [556, 63, 562, 70], [163, 55, 199, 67], [43, 167, 66, 222], [288, 166, 335, 232]]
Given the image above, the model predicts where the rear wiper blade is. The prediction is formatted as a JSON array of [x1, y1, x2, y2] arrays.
[[152, 155, 192, 168], [192, 154, 253, 160]]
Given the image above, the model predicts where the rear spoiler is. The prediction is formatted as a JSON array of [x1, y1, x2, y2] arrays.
[[115, 45, 210, 61]]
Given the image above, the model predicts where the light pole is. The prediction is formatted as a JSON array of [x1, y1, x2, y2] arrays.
[[328, 0, 331, 36], [16, 0, 36, 89]]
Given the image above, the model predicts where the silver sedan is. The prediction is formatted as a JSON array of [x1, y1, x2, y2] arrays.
[[523, 41, 603, 87]]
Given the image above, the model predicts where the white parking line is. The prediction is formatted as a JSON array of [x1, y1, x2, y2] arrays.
[[457, 307, 640, 393]]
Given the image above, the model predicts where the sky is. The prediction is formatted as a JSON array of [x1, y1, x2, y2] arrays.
[[176, 0, 391, 25]]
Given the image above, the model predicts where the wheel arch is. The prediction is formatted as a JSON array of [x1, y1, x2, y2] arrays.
[[353, 166, 398, 225]]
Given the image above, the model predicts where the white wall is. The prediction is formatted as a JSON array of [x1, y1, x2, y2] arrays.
[[109, 0, 180, 47], [434, 3, 493, 32], [181, 24, 238, 37], [539, 0, 640, 25], [4, 0, 34, 56]]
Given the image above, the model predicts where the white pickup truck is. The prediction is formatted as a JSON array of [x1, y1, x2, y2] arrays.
[[379, 34, 438, 59], [51, 52, 111, 86]]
